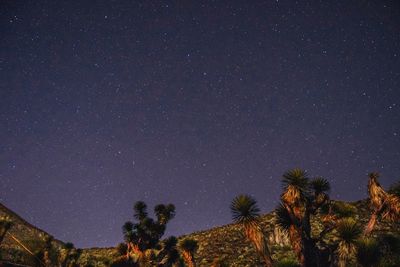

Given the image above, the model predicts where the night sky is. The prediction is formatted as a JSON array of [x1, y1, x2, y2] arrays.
[[1, 1, 400, 248]]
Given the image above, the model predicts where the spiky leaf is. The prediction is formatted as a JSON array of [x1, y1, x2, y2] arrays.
[[336, 218, 361, 244], [230, 194, 260, 224]]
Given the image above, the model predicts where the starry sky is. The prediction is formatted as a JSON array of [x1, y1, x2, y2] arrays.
[[1, 0, 400, 248]]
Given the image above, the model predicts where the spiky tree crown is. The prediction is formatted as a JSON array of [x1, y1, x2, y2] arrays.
[[282, 169, 309, 190], [155, 204, 176, 225], [123, 201, 176, 255], [275, 204, 294, 232], [179, 238, 198, 254], [281, 169, 310, 206], [134, 201, 148, 221], [230, 194, 260, 225], [336, 218, 361, 244], [310, 177, 330, 194]]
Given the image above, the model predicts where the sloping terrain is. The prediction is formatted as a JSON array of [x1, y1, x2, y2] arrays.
[[0, 203, 65, 265], [1, 200, 399, 267]]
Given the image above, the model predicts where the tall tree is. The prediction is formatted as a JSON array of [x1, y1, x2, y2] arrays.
[[230, 194, 273, 267], [119, 201, 176, 266], [365, 173, 400, 235], [276, 169, 331, 267]]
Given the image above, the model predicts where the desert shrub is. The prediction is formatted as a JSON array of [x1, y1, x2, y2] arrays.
[[332, 202, 357, 218]]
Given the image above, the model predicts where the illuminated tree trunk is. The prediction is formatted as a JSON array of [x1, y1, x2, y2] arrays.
[[181, 250, 195, 267], [364, 212, 378, 236], [244, 223, 273, 267]]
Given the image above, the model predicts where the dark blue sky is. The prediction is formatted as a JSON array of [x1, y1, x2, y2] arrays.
[[1, 0, 400, 248]]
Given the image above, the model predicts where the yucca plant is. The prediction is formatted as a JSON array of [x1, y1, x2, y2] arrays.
[[121, 201, 176, 266], [178, 238, 198, 267], [365, 173, 400, 235], [335, 218, 361, 267], [122, 221, 135, 260], [310, 177, 330, 206], [276, 169, 331, 267], [281, 169, 309, 211], [231, 194, 273, 267], [154, 204, 176, 225], [158, 236, 180, 266], [356, 237, 381, 267]]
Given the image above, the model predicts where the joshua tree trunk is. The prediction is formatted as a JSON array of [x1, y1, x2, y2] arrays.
[[287, 225, 303, 263], [302, 237, 319, 267], [181, 251, 195, 267], [126, 242, 132, 260], [244, 223, 273, 267], [364, 212, 378, 236]]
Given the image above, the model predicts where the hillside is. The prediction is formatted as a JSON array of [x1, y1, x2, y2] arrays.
[[1, 200, 399, 267]]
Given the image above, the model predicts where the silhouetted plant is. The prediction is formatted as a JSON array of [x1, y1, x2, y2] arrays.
[[120, 201, 176, 266], [231, 194, 273, 267], [158, 236, 180, 266], [178, 238, 198, 267]]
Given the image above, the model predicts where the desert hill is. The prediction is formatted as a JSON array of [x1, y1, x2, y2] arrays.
[[1, 199, 399, 267]]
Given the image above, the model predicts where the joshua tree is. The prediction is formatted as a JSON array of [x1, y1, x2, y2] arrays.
[[230, 194, 273, 267], [0, 216, 13, 246], [178, 238, 198, 267], [120, 201, 176, 266], [365, 173, 400, 235], [155, 204, 176, 226], [356, 237, 381, 267], [335, 218, 361, 267], [275, 169, 331, 267], [157, 236, 181, 267], [122, 221, 135, 260]]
